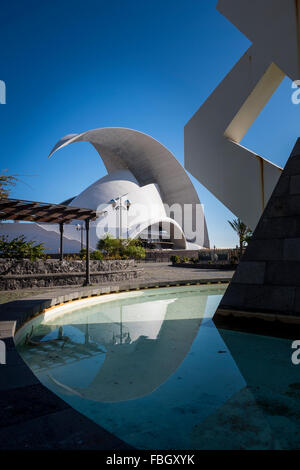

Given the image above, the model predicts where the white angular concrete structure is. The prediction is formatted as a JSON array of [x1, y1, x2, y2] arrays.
[[1, 128, 209, 252], [185, 0, 300, 230]]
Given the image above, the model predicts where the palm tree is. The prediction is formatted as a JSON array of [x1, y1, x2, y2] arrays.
[[0, 170, 18, 199], [228, 218, 252, 259], [0, 171, 19, 221]]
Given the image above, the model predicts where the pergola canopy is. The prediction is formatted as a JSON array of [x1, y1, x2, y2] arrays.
[[0, 198, 96, 285], [0, 198, 97, 224]]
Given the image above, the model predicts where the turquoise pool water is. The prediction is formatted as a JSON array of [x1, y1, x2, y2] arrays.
[[17, 285, 300, 450]]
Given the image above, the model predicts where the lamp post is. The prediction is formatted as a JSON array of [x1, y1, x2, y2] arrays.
[[111, 305, 131, 345], [76, 223, 84, 251], [109, 197, 131, 238]]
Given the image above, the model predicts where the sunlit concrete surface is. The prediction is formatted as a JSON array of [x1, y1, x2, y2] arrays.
[[185, 0, 300, 230], [48, 127, 209, 249]]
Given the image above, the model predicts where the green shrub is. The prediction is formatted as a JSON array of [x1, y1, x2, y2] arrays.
[[124, 244, 146, 260], [90, 250, 104, 260], [79, 249, 104, 260], [97, 234, 122, 258], [65, 254, 79, 260], [97, 234, 145, 260], [0, 235, 45, 260], [79, 248, 87, 260], [170, 255, 180, 264]]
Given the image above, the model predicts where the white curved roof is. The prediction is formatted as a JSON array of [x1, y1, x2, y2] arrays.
[[70, 169, 139, 210], [49, 127, 210, 248]]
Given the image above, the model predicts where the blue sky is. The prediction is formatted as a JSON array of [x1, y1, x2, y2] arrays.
[[0, 0, 299, 247]]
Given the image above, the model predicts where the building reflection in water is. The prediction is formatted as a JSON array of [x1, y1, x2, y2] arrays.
[[18, 288, 223, 403]]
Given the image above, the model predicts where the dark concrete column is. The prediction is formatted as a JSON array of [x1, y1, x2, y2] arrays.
[[85, 218, 90, 285], [59, 223, 64, 262], [215, 138, 300, 324], [159, 221, 163, 240]]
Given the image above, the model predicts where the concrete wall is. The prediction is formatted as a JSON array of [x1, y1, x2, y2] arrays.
[[185, 0, 300, 230]]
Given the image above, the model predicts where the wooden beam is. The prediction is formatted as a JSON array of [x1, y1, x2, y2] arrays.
[[8, 204, 39, 220], [38, 210, 83, 223], [0, 198, 96, 225], [0, 200, 20, 210]]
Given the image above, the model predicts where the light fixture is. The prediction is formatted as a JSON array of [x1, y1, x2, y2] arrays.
[[109, 199, 117, 208]]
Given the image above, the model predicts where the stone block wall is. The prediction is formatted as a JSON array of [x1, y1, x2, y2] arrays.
[[217, 139, 300, 318], [0, 258, 142, 290]]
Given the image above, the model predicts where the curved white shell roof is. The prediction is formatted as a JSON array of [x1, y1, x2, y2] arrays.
[[70, 169, 139, 210], [49, 127, 210, 248]]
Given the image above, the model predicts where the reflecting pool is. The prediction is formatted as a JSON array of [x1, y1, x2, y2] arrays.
[[16, 285, 300, 449]]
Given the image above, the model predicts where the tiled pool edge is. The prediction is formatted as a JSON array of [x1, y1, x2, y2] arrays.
[[0, 277, 230, 450]]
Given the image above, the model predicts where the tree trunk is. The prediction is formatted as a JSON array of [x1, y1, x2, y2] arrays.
[[239, 237, 243, 260]]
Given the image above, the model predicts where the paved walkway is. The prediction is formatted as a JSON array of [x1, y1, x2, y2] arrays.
[[141, 262, 234, 281], [0, 263, 234, 304], [0, 263, 233, 450]]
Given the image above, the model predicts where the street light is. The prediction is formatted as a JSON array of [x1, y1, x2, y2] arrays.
[[109, 198, 117, 208], [76, 223, 85, 251], [111, 306, 132, 345], [108, 196, 131, 238]]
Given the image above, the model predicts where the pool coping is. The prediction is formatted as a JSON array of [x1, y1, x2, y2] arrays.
[[214, 306, 300, 339], [0, 277, 230, 450]]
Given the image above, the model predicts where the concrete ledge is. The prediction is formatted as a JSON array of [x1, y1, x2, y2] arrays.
[[214, 307, 300, 338], [171, 263, 237, 270]]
